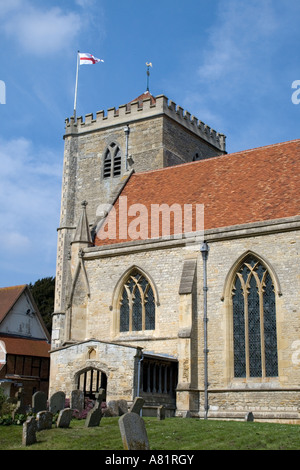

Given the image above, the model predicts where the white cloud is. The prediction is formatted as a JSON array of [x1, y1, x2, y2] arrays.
[[198, 0, 279, 84], [2, 4, 81, 56], [0, 137, 62, 282]]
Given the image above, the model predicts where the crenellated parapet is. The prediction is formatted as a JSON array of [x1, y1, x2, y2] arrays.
[[65, 94, 226, 152]]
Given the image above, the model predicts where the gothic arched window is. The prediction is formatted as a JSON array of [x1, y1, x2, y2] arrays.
[[120, 269, 155, 332], [103, 143, 122, 178], [232, 255, 278, 379]]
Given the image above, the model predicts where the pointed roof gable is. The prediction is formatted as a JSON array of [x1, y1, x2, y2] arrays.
[[129, 91, 156, 106], [0, 284, 50, 341], [0, 285, 26, 323], [94, 139, 300, 246]]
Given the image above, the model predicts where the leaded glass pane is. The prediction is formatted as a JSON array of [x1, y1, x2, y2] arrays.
[[233, 276, 246, 378], [132, 287, 142, 331], [248, 275, 262, 377], [145, 286, 155, 330], [120, 288, 129, 332], [264, 273, 278, 377], [241, 263, 249, 283]]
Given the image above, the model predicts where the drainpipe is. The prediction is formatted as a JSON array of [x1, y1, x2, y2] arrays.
[[200, 241, 209, 419], [137, 353, 144, 416], [124, 125, 130, 170]]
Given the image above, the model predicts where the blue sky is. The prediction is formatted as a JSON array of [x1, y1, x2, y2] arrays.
[[0, 0, 300, 288]]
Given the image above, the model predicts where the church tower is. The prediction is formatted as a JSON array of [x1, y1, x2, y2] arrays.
[[52, 92, 226, 349]]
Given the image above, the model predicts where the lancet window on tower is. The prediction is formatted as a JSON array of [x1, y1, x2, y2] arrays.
[[231, 255, 278, 379], [119, 269, 155, 333], [103, 143, 122, 178]]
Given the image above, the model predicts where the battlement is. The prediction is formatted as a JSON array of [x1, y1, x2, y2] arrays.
[[65, 94, 226, 152]]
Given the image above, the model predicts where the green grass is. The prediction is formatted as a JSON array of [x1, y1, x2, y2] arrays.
[[0, 417, 300, 451]]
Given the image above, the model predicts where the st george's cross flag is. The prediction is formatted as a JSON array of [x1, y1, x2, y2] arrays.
[[79, 53, 104, 65]]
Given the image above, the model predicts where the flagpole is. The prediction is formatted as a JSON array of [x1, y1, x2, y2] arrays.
[[73, 51, 80, 119]]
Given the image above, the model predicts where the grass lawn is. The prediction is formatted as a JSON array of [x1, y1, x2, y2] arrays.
[[0, 417, 300, 451]]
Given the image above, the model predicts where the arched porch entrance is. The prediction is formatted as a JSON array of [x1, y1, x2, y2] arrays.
[[76, 367, 107, 400]]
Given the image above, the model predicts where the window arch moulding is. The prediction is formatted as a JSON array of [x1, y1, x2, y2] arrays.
[[110, 266, 159, 335], [110, 265, 160, 310], [223, 251, 280, 380], [221, 250, 282, 302]]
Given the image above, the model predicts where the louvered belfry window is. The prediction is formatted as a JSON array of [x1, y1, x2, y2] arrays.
[[103, 143, 121, 178], [120, 269, 155, 332], [232, 256, 278, 378]]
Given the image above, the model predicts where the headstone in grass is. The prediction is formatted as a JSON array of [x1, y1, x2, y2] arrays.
[[119, 412, 150, 450], [22, 416, 37, 446], [36, 411, 53, 431], [85, 405, 103, 427], [108, 399, 128, 416], [245, 411, 254, 422], [71, 389, 84, 413], [56, 408, 73, 428], [129, 397, 145, 415], [32, 391, 47, 413], [95, 388, 106, 408], [85, 389, 106, 427], [12, 387, 26, 417], [49, 391, 65, 414], [157, 405, 166, 420]]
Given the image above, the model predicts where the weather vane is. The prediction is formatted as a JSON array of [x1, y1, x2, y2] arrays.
[[146, 62, 152, 92]]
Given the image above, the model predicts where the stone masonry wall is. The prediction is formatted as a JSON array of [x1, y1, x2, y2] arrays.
[[49, 340, 140, 402], [54, 94, 226, 321], [55, 222, 300, 418]]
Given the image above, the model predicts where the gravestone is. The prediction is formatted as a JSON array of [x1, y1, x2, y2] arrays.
[[107, 399, 128, 416], [245, 411, 254, 422], [85, 388, 105, 427], [32, 391, 47, 413], [70, 389, 84, 413], [157, 405, 166, 420], [13, 387, 26, 417], [49, 391, 65, 414], [129, 397, 145, 415], [57, 408, 73, 428], [22, 416, 37, 446], [119, 412, 150, 450], [36, 411, 53, 431], [95, 388, 106, 405], [85, 406, 103, 427]]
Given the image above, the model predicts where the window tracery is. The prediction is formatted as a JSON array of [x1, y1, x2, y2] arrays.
[[119, 269, 155, 332], [232, 255, 278, 378]]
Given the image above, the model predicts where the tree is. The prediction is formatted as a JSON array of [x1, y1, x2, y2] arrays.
[[29, 277, 55, 334]]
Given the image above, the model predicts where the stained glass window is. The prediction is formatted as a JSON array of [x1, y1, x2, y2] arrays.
[[120, 269, 155, 332], [232, 255, 278, 378]]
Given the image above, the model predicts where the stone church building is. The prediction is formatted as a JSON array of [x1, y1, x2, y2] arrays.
[[49, 91, 300, 422]]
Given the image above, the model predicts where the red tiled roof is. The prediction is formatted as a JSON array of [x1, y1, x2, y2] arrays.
[[95, 139, 300, 246], [129, 91, 156, 106], [0, 335, 50, 358], [0, 285, 26, 323]]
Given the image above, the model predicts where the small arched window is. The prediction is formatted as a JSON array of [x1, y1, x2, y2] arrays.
[[120, 269, 155, 332], [103, 143, 122, 178], [232, 255, 278, 379]]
